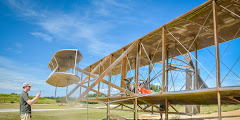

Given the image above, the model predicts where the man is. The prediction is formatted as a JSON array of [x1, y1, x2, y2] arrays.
[[20, 83, 41, 120]]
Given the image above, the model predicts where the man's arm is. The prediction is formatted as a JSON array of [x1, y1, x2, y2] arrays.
[[26, 93, 41, 105]]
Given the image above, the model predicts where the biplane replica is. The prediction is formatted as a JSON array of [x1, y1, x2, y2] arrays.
[[46, 0, 240, 119]]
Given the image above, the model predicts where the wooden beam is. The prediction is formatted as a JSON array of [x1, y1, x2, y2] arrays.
[[98, 62, 103, 98], [168, 102, 179, 113], [121, 103, 134, 110], [76, 67, 135, 96], [142, 105, 151, 111], [162, 27, 166, 92], [108, 114, 126, 120], [77, 40, 139, 101], [228, 96, 240, 103], [138, 99, 165, 111], [121, 49, 127, 89], [60, 56, 109, 103], [213, 0, 221, 120], [112, 104, 122, 109], [101, 79, 135, 96], [80, 84, 107, 97]]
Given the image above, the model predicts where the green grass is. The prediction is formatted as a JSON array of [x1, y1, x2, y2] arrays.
[[0, 94, 56, 104], [1, 103, 240, 119]]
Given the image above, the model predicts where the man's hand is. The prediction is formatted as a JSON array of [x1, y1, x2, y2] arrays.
[[26, 93, 41, 105], [37, 93, 41, 98]]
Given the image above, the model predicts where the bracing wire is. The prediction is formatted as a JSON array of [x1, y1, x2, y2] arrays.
[[188, 10, 212, 51], [141, 43, 162, 87], [166, 29, 216, 81], [221, 56, 240, 84]]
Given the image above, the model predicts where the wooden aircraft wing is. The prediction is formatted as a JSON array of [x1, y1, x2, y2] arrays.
[[85, 86, 240, 105], [83, 0, 240, 75]]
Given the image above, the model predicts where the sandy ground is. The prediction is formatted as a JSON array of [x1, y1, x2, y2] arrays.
[[139, 110, 240, 120]]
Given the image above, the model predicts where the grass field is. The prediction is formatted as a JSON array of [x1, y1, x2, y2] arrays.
[[1, 103, 240, 120]]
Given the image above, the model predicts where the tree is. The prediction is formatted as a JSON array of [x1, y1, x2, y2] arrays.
[[150, 84, 162, 92]]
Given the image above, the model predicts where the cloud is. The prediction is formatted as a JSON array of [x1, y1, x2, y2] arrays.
[[31, 32, 53, 42], [0, 56, 47, 94], [5, 0, 134, 57]]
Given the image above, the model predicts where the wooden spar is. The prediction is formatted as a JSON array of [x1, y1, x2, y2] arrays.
[[168, 102, 179, 113], [213, 0, 222, 120], [107, 55, 113, 120], [121, 49, 127, 89], [60, 56, 109, 103], [121, 103, 134, 110], [142, 105, 151, 111], [77, 40, 139, 101], [138, 99, 165, 111], [162, 27, 166, 92], [76, 67, 135, 96], [98, 62, 102, 98], [80, 84, 107, 97]]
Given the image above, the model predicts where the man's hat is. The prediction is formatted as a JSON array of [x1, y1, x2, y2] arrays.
[[22, 82, 32, 88]]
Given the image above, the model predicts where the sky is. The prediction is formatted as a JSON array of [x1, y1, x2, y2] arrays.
[[0, 0, 239, 98]]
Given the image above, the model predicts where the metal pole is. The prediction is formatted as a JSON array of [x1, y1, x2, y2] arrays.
[[213, 0, 222, 119]]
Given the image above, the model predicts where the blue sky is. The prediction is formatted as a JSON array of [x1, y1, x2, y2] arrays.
[[0, 0, 239, 97]]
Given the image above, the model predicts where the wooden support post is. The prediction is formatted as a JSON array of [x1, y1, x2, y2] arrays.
[[134, 98, 138, 120], [121, 49, 127, 89], [80, 72, 83, 98], [213, 0, 222, 119], [98, 62, 102, 98], [107, 55, 113, 120], [166, 47, 169, 92], [194, 40, 198, 90], [134, 43, 141, 120], [78, 40, 139, 101], [193, 39, 200, 114], [135, 43, 141, 94], [148, 55, 152, 89], [162, 27, 166, 92], [165, 98, 168, 120]]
